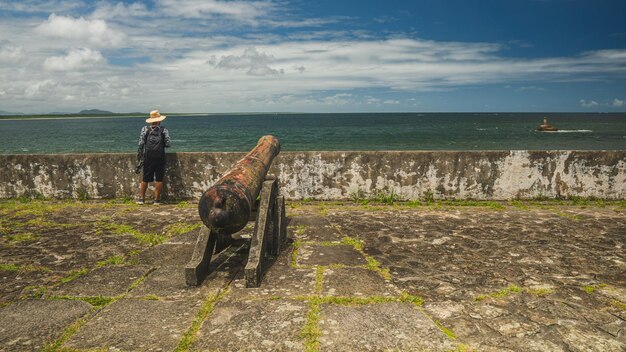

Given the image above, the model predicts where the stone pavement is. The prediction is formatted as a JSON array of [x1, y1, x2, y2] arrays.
[[0, 199, 625, 351]]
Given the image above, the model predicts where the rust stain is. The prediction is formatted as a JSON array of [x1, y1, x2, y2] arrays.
[[198, 135, 280, 234]]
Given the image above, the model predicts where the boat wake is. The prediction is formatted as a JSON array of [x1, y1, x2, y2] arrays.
[[553, 129, 593, 133]]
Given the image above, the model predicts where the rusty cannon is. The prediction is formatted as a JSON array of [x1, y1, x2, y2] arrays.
[[185, 135, 287, 287]]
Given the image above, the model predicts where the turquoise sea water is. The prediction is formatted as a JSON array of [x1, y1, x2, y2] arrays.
[[0, 113, 625, 154]]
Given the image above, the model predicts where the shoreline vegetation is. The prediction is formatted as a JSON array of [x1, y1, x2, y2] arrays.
[[0, 112, 308, 121], [0, 112, 207, 121], [1, 111, 624, 121]]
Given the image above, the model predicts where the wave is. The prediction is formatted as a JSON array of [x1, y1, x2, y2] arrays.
[[553, 130, 593, 133]]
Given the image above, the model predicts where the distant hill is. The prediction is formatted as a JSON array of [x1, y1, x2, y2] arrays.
[[0, 110, 23, 115], [78, 109, 114, 115]]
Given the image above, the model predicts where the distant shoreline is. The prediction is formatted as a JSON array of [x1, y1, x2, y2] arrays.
[[1, 111, 624, 122], [0, 113, 210, 121]]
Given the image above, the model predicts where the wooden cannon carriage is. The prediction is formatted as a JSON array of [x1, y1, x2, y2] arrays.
[[185, 135, 286, 288]]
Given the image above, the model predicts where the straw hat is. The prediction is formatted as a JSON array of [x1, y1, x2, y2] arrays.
[[146, 110, 166, 123]]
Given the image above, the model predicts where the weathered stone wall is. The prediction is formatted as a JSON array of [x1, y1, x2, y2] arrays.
[[1, 151, 625, 200]]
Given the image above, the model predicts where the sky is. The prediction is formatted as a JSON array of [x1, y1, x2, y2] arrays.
[[0, 0, 625, 113]]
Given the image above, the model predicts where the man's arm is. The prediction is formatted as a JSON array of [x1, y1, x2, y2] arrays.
[[138, 126, 148, 148], [163, 128, 171, 147]]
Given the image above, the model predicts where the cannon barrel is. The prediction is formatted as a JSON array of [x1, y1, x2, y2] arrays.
[[198, 135, 280, 235]]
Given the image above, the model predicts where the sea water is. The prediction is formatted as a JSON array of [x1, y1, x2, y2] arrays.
[[0, 113, 624, 154]]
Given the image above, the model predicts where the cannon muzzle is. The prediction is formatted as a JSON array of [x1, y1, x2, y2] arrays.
[[198, 135, 280, 234]]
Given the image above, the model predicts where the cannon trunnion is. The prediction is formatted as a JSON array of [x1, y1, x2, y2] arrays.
[[185, 135, 286, 287]]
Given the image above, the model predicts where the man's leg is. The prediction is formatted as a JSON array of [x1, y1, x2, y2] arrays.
[[154, 181, 163, 202], [137, 181, 148, 204], [140, 181, 148, 199]]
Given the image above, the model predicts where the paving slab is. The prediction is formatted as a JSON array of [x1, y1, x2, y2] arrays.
[[129, 240, 249, 301], [322, 267, 397, 297], [318, 302, 456, 351], [127, 265, 216, 300], [135, 242, 196, 267], [194, 298, 308, 351], [231, 266, 317, 299], [0, 299, 92, 352], [296, 244, 367, 267], [288, 216, 343, 242], [64, 298, 201, 351], [48, 265, 152, 297]]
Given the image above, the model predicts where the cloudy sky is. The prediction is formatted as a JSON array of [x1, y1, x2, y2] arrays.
[[1, 0, 625, 113]]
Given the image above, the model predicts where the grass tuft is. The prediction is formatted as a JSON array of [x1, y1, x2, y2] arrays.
[[301, 301, 321, 352], [96, 255, 125, 267], [435, 320, 457, 339], [400, 291, 423, 307], [175, 289, 229, 352], [315, 267, 325, 293], [59, 269, 89, 284], [165, 222, 202, 237], [340, 236, 364, 251], [291, 239, 301, 267]]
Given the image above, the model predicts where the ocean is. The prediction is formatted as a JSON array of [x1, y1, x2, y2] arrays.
[[0, 113, 625, 154]]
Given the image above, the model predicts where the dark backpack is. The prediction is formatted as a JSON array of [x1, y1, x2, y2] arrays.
[[144, 126, 165, 159]]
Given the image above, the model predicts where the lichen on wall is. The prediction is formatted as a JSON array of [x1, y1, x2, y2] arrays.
[[0, 151, 624, 200]]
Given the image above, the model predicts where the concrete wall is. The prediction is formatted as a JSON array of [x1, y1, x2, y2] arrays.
[[1, 151, 625, 200]]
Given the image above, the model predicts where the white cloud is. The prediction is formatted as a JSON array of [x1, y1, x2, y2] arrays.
[[34, 14, 125, 47], [610, 98, 624, 107], [43, 48, 105, 71], [0, 41, 23, 62], [0, 0, 86, 13], [580, 99, 599, 108], [156, 0, 273, 21], [24, 79, 57, 98], [90, 1, 149, 20], [216, 47, 284, 76]]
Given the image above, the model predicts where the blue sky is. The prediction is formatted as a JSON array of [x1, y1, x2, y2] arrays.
[[0, 0, 625, 113]]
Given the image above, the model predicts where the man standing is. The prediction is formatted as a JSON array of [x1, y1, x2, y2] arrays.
[[136, 110, 171, 205]]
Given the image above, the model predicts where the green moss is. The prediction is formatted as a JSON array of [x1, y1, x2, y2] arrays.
[[365, 256, 391, 280], [294, 225, 307, 236], [399, 291, 423, 307], [24, 285, 47, 298], [526, 288, 554, 296], [142, 294, 160, 301], [583, 283, 605, 294], [0, 263, 50, 273], [508, 200, 529, 210], [0, 263, 20, 272], [100, 222, 166, 246], [80, 295, 115, 308], [475, 284, 522, 301], [435, 320, 457, 339], [165, 222, 202, 237], [96, 255, 125, 267], [59, 269, 89, 284], [341, 236, 364, 251], [291, 239, 301, 267], [175, 289, 229, 352], [42, 315, 90, 352], [128, 269, 154, 291], [175, 201, 194, 208], [583, 285, 596, 293], [301, 301, 321, 352], [315, 267, 325, 293], [611, 300, 626, 310]]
